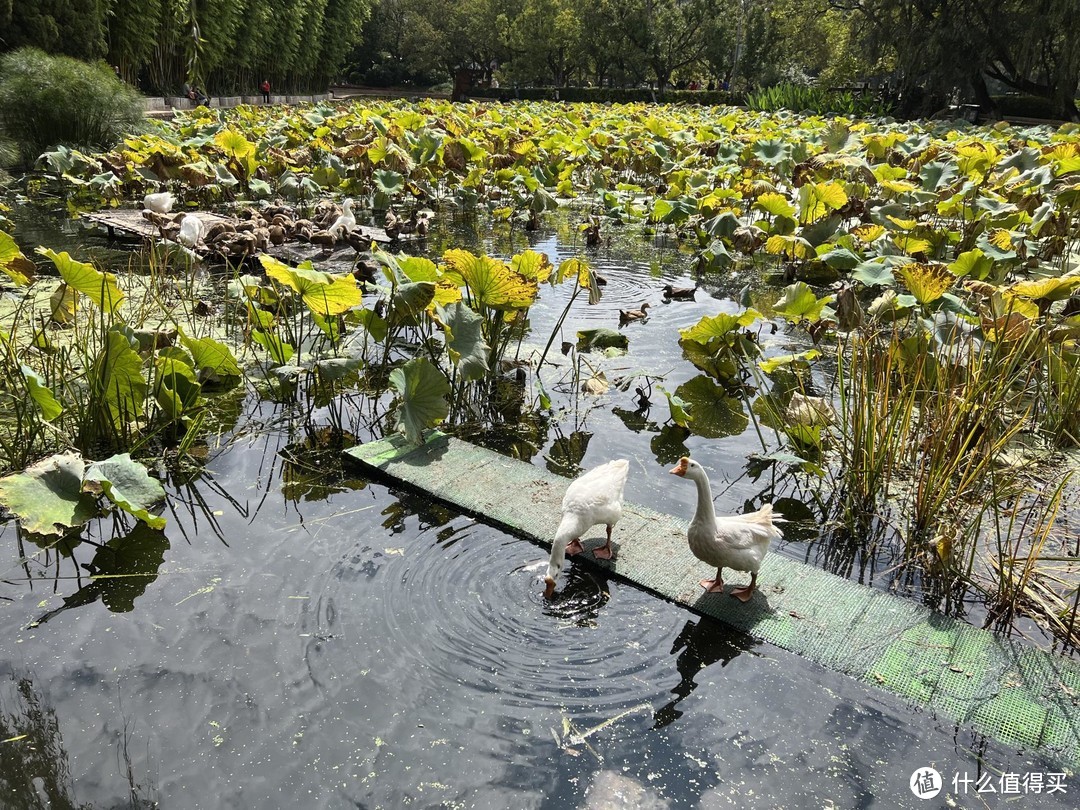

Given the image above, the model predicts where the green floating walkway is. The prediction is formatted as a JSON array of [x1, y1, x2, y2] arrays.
[[345, 432, 1080, 766]]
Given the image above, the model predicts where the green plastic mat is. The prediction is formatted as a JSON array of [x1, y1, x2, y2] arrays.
[[345, 432, 1080, 766]]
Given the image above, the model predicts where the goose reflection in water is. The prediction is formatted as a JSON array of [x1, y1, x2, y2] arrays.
[[654, 617, 758, 728]]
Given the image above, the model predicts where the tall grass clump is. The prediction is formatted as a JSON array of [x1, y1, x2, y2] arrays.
[[0, 48, 144, 168]]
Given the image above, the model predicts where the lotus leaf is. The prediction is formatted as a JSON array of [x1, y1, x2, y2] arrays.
[[389, 357, 450, 445], [675, 376, 749, 439], [37, 248, 123, 313], [437, 302, 490, 380], [83, 454, 166, 530], [442, 249, 538, 310], [260, 255, 361, 317], [0, 453, 98, 536], [896, 262, 955, 304]]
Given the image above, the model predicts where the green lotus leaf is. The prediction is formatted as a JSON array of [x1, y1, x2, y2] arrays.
[[851, 260, 896, 287], [437, 301, 490, 380], [576, 328, 629, 353], [21, 365, 62, 421], [0, 453, 97, 537], [92, 329, 147, 426], [389, 357, 450, 445], [675, 376, 749, 439], [36, 248, 123, 313], [658, 385, 692, 428], [774, 282, 835, 322], [83, 454, 167, 530], [948, 249, 994, 280]]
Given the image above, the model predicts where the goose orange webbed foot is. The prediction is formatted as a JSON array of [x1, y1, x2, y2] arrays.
[[731, 586, 755, 602], [592, 542, 614, 560], [700, 579, 725, 594], [565, 538, 585, 556]]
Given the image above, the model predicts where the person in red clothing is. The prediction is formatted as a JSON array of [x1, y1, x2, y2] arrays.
[[260, 79, 271, 104]]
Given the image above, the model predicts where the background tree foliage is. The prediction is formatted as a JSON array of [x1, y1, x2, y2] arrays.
[[0, 0, 1077, 118], [0, 0, 373, 94]]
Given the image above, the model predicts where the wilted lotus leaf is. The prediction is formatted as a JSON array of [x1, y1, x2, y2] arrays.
[[0, 231, 36, 286], [896, 262, 954, 304]]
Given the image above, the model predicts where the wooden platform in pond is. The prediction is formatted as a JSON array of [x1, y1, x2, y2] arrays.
[[345, 432, 1080, 767], [82, 209, 233, 240], [81, 209, 394, 255]]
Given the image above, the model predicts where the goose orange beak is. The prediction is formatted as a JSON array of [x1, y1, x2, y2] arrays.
[[670, 457, 689, 476], [543, 576, 556, 600]]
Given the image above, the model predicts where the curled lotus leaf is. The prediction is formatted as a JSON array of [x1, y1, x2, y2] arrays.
[[1008, 276, 1080, 302]]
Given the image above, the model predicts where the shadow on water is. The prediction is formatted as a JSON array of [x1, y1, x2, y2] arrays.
[[653, 617, 759, 729]]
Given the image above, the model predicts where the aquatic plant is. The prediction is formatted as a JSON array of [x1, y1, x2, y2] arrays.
[[0, 48, 144, 168]]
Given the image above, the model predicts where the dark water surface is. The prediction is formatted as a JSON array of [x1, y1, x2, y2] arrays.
[[1, 203, 1074, 808]]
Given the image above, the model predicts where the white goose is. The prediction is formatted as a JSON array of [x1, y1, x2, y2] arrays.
[[143, 191, 174, 214], [544, 459, 629, 599], [670, 456, 783, 601], [328, 198, 357, 238], [177, 213, 203, 248]]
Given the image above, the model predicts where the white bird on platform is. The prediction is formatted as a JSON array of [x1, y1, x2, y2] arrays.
[[328, 198, 357, 238], [544, 459, 630, 599], [669, 456, 784, 602], [143, 191, 174, 214], [177, 213, 203, 248]]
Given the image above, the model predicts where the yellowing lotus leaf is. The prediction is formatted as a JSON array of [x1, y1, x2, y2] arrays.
[[260, 255, 361, 317], [765, 234, 814, 260], [214, 129, 255, 160], [892, 235, 933, 256], [799, 181, 848, 223], [510, 250, 553, 283], [988, 229, 1014, 251], [442, 249, 538, 310], [1008, 276, 1080, 301], [851, 224, 885, 243], [896, 262, 954, 304], [886, 215, 917, 231], [753, 192, 796, 219], [679, 309, 762, 344]]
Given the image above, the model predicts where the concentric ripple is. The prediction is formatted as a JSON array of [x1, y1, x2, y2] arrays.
[[314, 512, 683, 716]]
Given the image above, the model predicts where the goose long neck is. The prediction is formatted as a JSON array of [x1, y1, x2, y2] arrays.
[[690, 470, 717, 529]]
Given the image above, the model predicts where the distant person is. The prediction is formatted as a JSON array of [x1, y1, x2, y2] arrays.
[[260, 79, 271, 103], [184, 82, 209, 106]]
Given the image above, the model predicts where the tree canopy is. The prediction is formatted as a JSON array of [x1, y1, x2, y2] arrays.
[[0, 0, 373, 94], [1, 0, 1077, 118]]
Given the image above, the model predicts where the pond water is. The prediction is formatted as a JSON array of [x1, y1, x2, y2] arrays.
[[0, 202, 1074, 807]]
